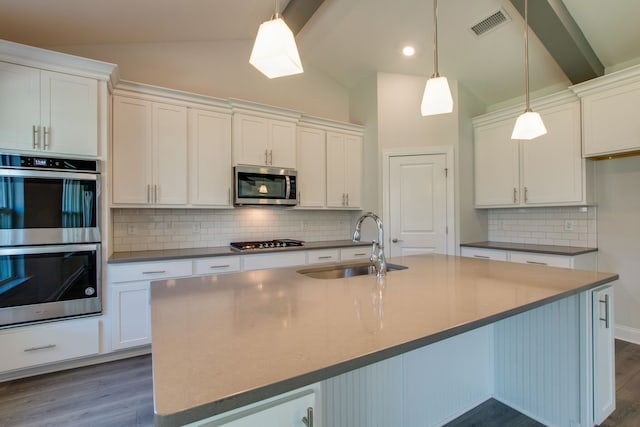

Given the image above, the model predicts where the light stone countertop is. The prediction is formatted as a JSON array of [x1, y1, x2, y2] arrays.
[[460, 241, 598, 256], [150, 253, 618, 426]]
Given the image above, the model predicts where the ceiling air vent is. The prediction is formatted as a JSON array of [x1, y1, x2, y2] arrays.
[[470, 9, 510, 37]]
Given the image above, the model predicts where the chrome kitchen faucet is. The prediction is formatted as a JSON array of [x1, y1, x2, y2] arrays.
[[353, 212, 387, 277]]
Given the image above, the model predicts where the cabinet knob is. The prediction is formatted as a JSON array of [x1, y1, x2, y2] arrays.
[[302, 407, 313, 427]]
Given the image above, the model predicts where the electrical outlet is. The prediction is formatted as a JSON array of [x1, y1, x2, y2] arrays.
[[498, 220, 505, 230], [127, 224, 136, 235], [564, 220, 575, 231]]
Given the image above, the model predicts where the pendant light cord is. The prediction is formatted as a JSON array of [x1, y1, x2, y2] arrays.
[[524, 0, 530, 111], [273, 0, 280, 19], [432, 0, 439, 78]]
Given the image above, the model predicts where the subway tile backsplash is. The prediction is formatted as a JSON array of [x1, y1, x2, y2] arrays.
[[488, 206, 597, 248], [112, 208, 359, 252]]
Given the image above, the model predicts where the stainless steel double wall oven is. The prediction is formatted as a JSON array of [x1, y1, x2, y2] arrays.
[[0, 154, 101, 327]]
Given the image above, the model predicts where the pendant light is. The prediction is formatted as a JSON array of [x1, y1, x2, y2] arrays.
[[511, 0, 547, 140], [249, 0, 303, 79], [421, 0, 453, 116]]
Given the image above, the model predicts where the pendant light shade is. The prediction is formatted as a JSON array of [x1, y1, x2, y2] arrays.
[[511, 110, 547, 140], [421, 0, 453, 116], [250, 13, 303, 79], [421, 76, 453, 116], [511, 0, 546, 140]]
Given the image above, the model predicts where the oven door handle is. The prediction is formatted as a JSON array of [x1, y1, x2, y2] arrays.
[[0, 169, 98, 181], [0, 243, 100, 256]]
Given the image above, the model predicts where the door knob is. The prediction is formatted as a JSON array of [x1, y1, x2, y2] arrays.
[[392, 238, 402, 243]]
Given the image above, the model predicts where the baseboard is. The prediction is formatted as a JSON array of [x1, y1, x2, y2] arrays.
[[616, 324, 640, 345], [492, 395, 553, 427], [0, 345, 151, 383]]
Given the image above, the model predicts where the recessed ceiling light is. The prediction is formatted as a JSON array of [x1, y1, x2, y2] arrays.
[[402, 46, 415, 57]]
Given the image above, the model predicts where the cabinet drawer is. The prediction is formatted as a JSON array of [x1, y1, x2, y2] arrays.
[[307, 249, 340, 265], [193, 256, 241, 275], [243, 252, 306, 271], [108, 260, 193, 283], [340, 246, 371, 261], [460, 247, 508, 261], [0, 318, 100, 372], [508, 252, 572, 268]]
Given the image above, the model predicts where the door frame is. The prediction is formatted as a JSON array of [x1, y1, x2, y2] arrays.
[[381, 147, 455, 255]]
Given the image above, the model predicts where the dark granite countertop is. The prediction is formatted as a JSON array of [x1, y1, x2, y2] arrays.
[[460, 241, 598, 256], [108, 240, 371, 264]]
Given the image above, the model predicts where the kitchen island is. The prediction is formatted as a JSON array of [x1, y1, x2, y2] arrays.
[[150, 254, 618, 427]]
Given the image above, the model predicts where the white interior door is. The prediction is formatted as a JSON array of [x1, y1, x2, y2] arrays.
[[388, 154, 448, 257]]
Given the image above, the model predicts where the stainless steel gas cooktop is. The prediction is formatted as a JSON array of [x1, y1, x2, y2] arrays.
[[229, 239, 305, 251]]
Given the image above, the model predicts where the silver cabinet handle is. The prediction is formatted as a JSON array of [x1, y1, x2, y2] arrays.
[[142, 270, 167, 275], [209, 264, 230, 269], [24, 344, 56, 352], [526, 261, 547, 266], [513, 187, 517, 204], [524, 186, 529, 203], [228, 188, 231, 204], [269, 149, 273, 165], [473, 255, 490, 259], [318, 256, 333, 260], [265, 149, 269, 165], [155, 185, 159, 204], [32, 125, 40, 149], [354, 252, 367, 257], [43, 126, 50, 150], [302, 407, 313, 427], [599, 294, 610, 329], [346, 193, 349, 206], [147, 184, 151, 203]]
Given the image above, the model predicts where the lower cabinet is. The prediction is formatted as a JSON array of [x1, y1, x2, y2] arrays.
[[184, 387, 318, 427], [111, 281, 152, 351], [0, 317, 100, 373], [460, 246, 597, 270], [242, 251, 307, 271], [593, 285, 615, 424], [340, 246, 371, 262]]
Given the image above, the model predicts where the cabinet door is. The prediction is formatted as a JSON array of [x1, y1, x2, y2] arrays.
[[460, 247, 508, 261], [296, 127, 326, 207], [153, 102, 187, 205], [111, 281, 152, 351], [583, 82, 640, 157], [522, 101, 583, 205], [41, 70, 98, 157], [233, 113, 269, 166], [0, 62, 40, 151], [593, 285, 615, 425], [189, 109, 232, 207], [326, 132, 347, 208], [345, 135, 363, 208], [269, 119, 296, 168], [474, 120, 520, 207], [112, 96, 153, 204]]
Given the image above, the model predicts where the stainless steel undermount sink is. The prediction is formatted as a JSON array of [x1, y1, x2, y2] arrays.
[[297, 262, 408, 280]]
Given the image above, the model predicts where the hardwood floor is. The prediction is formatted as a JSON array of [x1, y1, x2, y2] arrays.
[[0, 340, 638, 427]]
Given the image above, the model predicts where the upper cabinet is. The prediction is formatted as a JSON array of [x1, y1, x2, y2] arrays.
[[230, 100, 301, 169], [296, 125, 326, 208], [0, 40, 116, 158], [571, 64, 640, 158], [112, 95, 188, 206], [326, 131, 363, 209], [189, 109, 232, 207], [474, 92, 594, 208]]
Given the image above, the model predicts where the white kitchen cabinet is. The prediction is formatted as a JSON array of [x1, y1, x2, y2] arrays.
[[232, 113, 297, 168], [473, 93, 593, 208], [189, 108, 232, 207], [307, 248, 340, 265], [0, 62, 99, 156], [460, 246, 597, 270], [296, 126, 326, 208], [184, 388, 317, 427], [109, 260, 192, 350], [242, 251, 307, 271], [112, 95, 188, 206], [340, 246, 371, 262], [0, 317, 99, 373], [592, 285, 615, 425], [326, 131, 362, 209], [571, 65, 640, 158], [193, 256, 241, 275]]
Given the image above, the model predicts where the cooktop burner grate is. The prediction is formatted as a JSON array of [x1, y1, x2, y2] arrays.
[[230, 239, 305, 251]]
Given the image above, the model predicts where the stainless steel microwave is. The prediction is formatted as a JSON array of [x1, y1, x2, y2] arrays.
[[234, 165, 297, 206]]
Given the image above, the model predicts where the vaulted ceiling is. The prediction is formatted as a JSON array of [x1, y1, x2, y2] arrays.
[[1, 0, 639, 108]]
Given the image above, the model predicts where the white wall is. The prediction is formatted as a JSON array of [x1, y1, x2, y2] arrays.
[[49, 40, 351, 122], [596, 156, 640, 344]]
